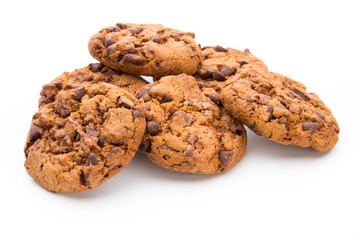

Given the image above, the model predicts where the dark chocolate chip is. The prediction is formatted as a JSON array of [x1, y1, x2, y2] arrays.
[[246, 97, 255, 103], [302, 122, 320, 133], [40, 96, 52, 105], [219, 150, 234, 166], [144, 105, 151, 111], [139, 140, 151, 153], [137, 88, 150, 99], [185, 149, 193, 157], [73, 86, 86, 101], [190, 45, 196, 52], [220, 65, 236, 77], [186, 135, 198, 145], [29, 125, 42, 142], [146, 121, 160, 136], [87, 153, 100, 166], [213, 71, 226, 81], [89, 63, 104, 72], [78, 75, 94, 82], [104, 38, 117, 47], [293, 88, 310, 102], [127, 28, 141, 35], [207, 94, 221, 105], [244, 48, 251, 53], [151, 35, 161, 44], [98, 136, 106, 148], [79, 171, 88, 186], [52, 80, 62, 90], [214, 45, 227, 52], [117, 98, 131, 109], [107, 26, 119, 33], [239, 60, 248, 67], [159, 96, 172, 104], [86, 124, 99, 137], [123, 54, 144, 66], [132, 110, 143, 119], [200, 68, 214, 80], [116, 23, 126, 29], [201, 52, 209, 59], [197, 81, 205, 89], [163, 155, 170, 160], [267, 106, 275, 120]]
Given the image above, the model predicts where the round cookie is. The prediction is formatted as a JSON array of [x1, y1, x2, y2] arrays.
[[221, 68, 340, 152], [137, 74, 247, 174], [88, 23, 202, 78], [39, 63, 148, 108], [196, 46, 268, 82], [24, 82, 146, 192]]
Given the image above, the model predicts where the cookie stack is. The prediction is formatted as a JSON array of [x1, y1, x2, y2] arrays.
[[24, 23, 340, 192]]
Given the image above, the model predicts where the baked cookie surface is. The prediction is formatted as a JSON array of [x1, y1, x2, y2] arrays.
[[196, 46, 268, 82], [25, 83, 146, 192], [88, 23, 202, 77], [137, 74, 247, 174], [39, 64, 147, 108], [221, 69, 340, 151]]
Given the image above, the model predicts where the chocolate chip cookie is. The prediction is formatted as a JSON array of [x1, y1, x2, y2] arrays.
[[137, 74, 247, 174], [221, 68, 340, 151], [24, 82, 146, 192], [39, 63, 148, 108], [88, 23, 202, 78]]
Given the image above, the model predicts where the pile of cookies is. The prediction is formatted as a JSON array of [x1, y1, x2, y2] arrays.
[[24, 23, 340, 192]]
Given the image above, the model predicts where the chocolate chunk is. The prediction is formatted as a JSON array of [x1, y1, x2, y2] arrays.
[[117, 98, 131, 109], [144, 105, 151, 111], [123, 54, 144, 66], [40, 96, 52, 105], [52, 80, 62, 90], [163, 155, 170, 160], [207, 94, 221, 105], [293, 88, 310, 102], [137, 88, 150, 99], [246, 97, 255, 103], [107, 26, 119, 33], [127, 28, 141, 35], [244, 48, 251, 53], [185, 149, 193, 157], [214, 45, 227, 52], [201, 52, 209, 59], [186, 135, 198, 145], [132, 110, 143, 119], [267, 106, 275, 120], [197, 81, 205, 89], [239, 60, 248, 67], [302, 122, 320, 133], [146, 121, 160, 136], [220, 65, 236, 77], [200, 68, 214, 80], [151, 35, 161, 44], [73, 86, 86, 101], [116, 23, 126, 29], [89, 63, 104, 72], [87, 153, 100, 166], [79, 171, 88, 186], [29, 125, 42, 142], [159, 96, 172, 104], [139, 139, 151, 153], [104, 38, 117, 47], [213, 71, 226, 81], [219, 150, 234, 166], [98, 136, 106, 148]]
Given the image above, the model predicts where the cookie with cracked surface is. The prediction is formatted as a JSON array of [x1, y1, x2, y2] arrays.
[[137, 74, 247, 174], [88, 23, 202, 78], [24, 82, 146, 192], [196, 46, 268, 82], [221, 68, 339, 152], [39, 63, 148, 108]]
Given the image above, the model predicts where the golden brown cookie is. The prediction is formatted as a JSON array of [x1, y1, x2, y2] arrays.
[[221, 68, 340, 152], [88, 23, 202, 78], [39, 63, 148, 108], [24, 83, 146, 192], [137, 74, 247, 174]]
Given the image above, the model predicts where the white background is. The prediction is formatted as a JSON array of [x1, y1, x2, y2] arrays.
[[1, 0, 359, 239]]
